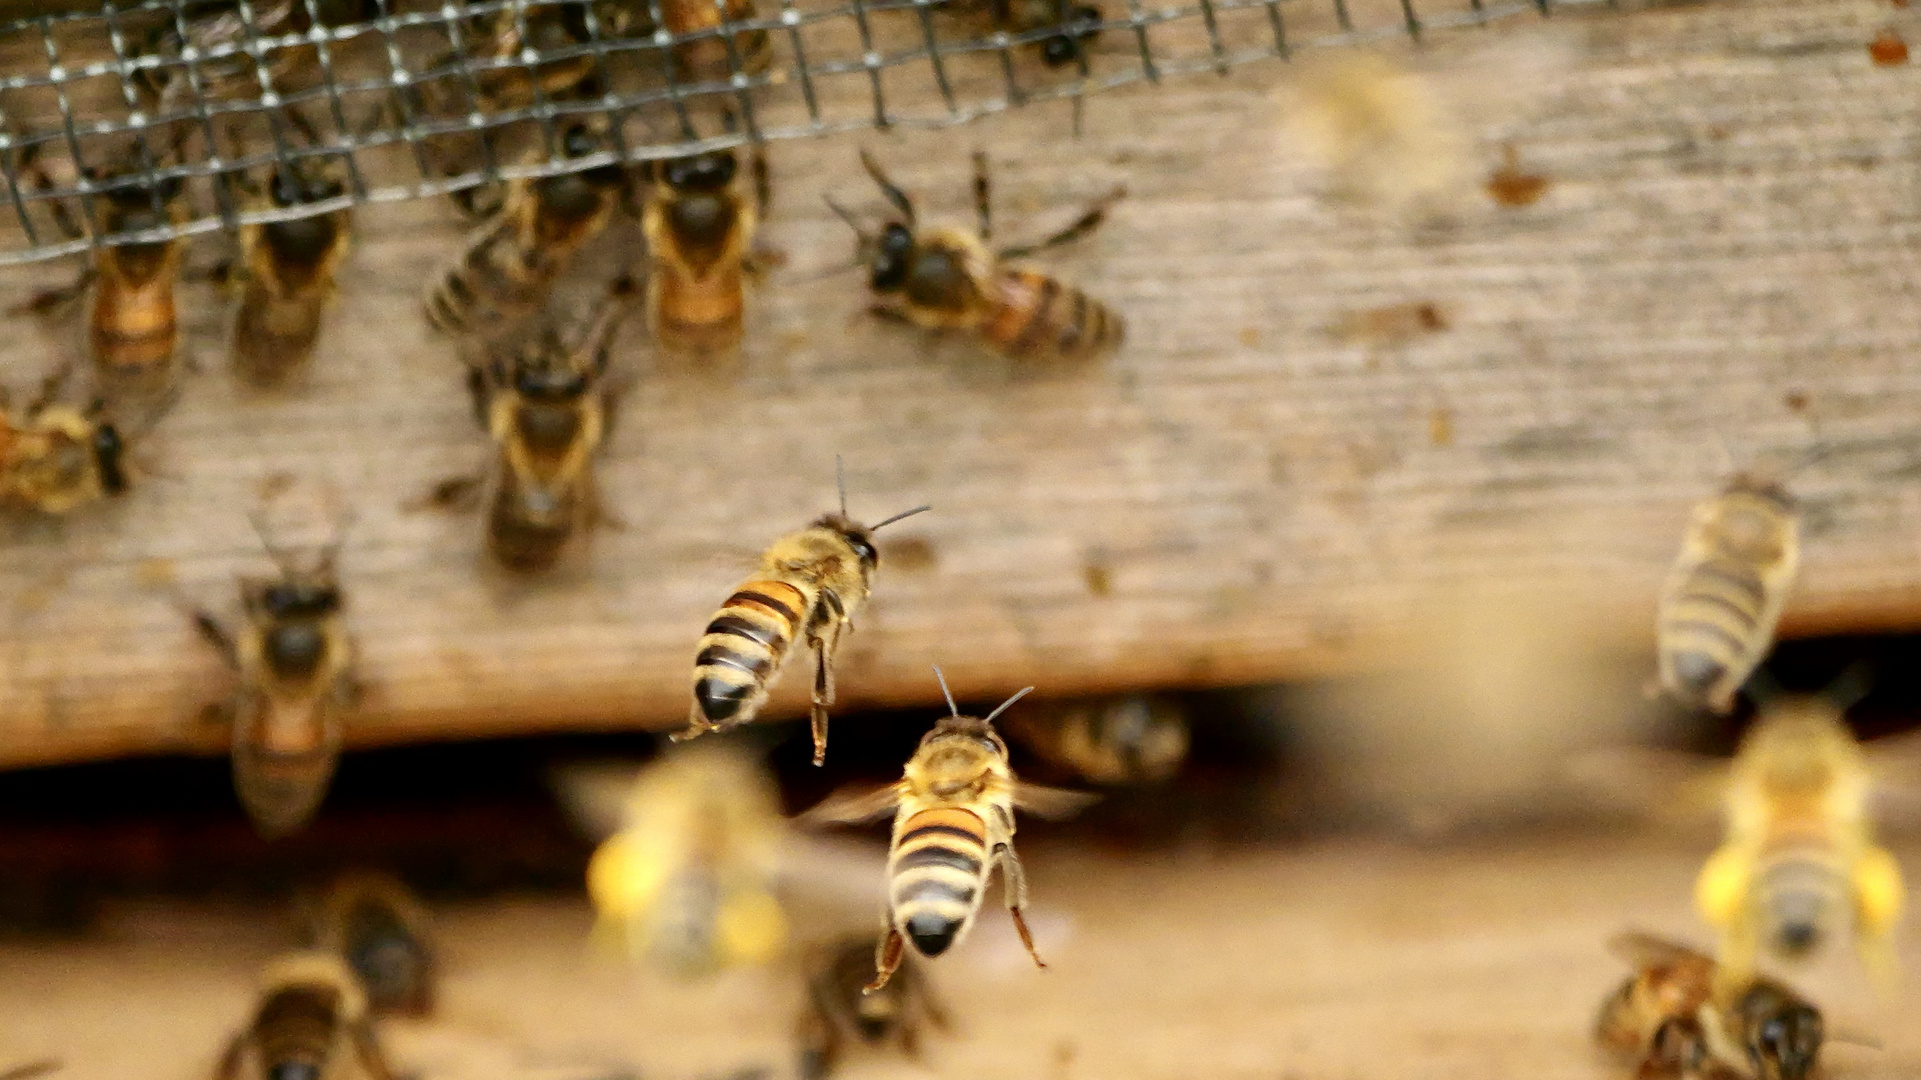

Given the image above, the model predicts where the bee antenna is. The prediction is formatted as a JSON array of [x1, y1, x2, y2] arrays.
[[824, 196, 872, 245], [932, 665, 959, 719], [248, 507, 301, 580], [858, 148, 915, 227], [836, 454, 849, 518], [869, 504, 931, 531], [982, 686, 1036, 727]]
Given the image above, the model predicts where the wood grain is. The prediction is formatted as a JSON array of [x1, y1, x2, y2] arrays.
[[3, 0, 1921, 769]]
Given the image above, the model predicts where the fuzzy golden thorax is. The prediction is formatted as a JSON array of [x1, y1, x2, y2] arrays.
[[762, 514, 880, 591], [1702, 489, 1794, 565], [906, 717, 1010, 802]]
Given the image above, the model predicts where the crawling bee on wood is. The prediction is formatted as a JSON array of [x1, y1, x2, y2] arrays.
[[215, 952, 397, 1080], [1596, 932, 1825, 1080], [0, 365, 135, 516], [830, 150, 1125, 360], [308, 872, 437, 1019], [673, 461, 929, 765], [192, 500, 359, 838], [641, 148, 769, 357], [797, 935, 949, 1080], [226, 149, 353, 387]]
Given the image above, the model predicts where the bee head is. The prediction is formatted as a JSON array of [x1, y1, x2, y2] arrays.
[[271, 162, 344, 208], [92, 422, 128, 495], [663, 151, 737, 193], [810, 513, 880, 570], [922, 713, 1009, 762], [870, 223, 915, 292], [1751, 1004, 1822, 1080], [262, 580, 342, 620], [1039, 5, 1103, 66]]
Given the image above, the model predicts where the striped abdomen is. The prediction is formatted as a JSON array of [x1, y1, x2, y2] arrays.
[[983, 268, 1124, 360], [888, 807, 990, 958], [1658, 556, 1777, 711], [424, 218, 544, 336], [252, 985, 341, 1080], [691, 579, 810, 726], [232, 693, 342, 838], [1753, 843, 1846, 956], [91, 250, 179, 373], [650, 262, 746, 355], [664, 0, 771, 77]]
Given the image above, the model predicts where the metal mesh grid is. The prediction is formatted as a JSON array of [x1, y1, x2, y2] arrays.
[[0, 0, 1607, 264]]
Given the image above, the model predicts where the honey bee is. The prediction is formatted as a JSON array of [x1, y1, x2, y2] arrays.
[[800, 668, 1096, 990], [583, 743, 789, 977], [830, 150, 1125, 360], [940, 0, 1103, 69], [137, 0, 378, 111], [433, 275, 636, 572], [1596, 932, 1824, 1080], [1655, 476, 1799, 714], [309, 872, 436, 1019], [672, 464, 929, 765], [191, 502, 358, 838], [215, 952, 397, 1080], [655, 0, 773, 81], [424, 121, 632, 339], [641, 148, 767, 356], [227, 155, 353, 386], [1002, 694, 1189, 786], [0, 366, 131, 515], [797, 935, 950, 1080]]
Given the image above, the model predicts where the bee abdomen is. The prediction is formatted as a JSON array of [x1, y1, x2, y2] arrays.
[[1755, 850, 1845, 956], [889, 808, 988, 958], [692, 580, 808, 724], [233, 287, 325, 386], [987, 268, 1123, 360], [254, 986, 340, 1078], [1659, 557, 1775, 706]]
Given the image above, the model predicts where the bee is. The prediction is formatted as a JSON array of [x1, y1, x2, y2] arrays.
[[940, 0, 1103, 69], [656, 0, 773, 81], [215, 952, 397, 1080], [672, 464, 929, 765], [1596, 932, 1824, 1080], [191, 502, 358, 838], [797, 934, 950, 1080], [309, 872, 436, 1019], [433, 275, 636, 572], [137, 0, 378, 111], [424, 120, 631, 339], [227, 154, 353, 386], [1002, 694, 1189, 786], [830, 150, 1125, 361], [641, 148, 767, 356], [583, 743, 789, 978], [800, 668, 1096, 990], [1695, 691, 1905, 992], [1655, 476, 1799, 714], [0, 366, 131, 515]]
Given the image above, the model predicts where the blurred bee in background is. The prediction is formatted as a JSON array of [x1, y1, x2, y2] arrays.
[[830, 150, 1125, 361], [429, 275, 637, 572], [308, 872, 437, 1019], [582, 743, 789, 978], [641, 148, 768, 357], [136, 0, 379, 112], [797, 935, 949, 1080], [424, 120, 632, 340], [801, 668, 1095, 990], [192, 499, 359, 838], [0, 1061, 62, 1080], [1655, 476, 1799, 714], [654, 0, 773, 81], [0, 364, 134, 515], [1276, 50, 1469, 214], [1595, 932, 1824, 1080], [1002, 694, 1189, 786], [225, 143, 353, 387], [674, 463, 929, 765], [215, 952, 396, 1080], [938, 0, 1103, 70]]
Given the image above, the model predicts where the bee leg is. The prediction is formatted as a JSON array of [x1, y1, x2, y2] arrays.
[[23, 360, 77, 420], [995, 184, 1126, 261], [865, 926, 905, 993], [191, 610, 241, 671], [409, 475, 486, 514], [997, 843, 1047, 969], [972, 150, 992, 243], [752, 148, 772, 216], [12, 268, 95, 322], [212, 1034, 246, 1080], [809, 631, 835, 767]]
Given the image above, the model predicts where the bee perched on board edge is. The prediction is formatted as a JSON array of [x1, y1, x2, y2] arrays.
[[306, 872, 437, 1019], [800, 668, 1097, 990], [0, 362, 164, 515], [1594, 932, 1826, 1080], [1001, 693, 1190, 786], [190, 496, 360, 838], [214, 952, 398, 1080], [423, 274, 639, 573], [1654, 474, 1799, 714], [673, 461, 930, 765], [828, 149, 1126, 361], [797, 934, 951, 1080], [224, 133, 355, 387], [641, 147, 771, 357]]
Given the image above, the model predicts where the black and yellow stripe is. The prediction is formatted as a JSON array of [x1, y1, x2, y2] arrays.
[[1659, 554, 1772, 707], [987, 268, 1124, 360], [253, 985, 340, 1080], [691, 579, 809, 725], [1753, 843, 1846, 956], [888, 807, 989, 958]]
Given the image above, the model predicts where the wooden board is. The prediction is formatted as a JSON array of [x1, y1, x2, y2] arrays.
[[2, 833, 1919, 1080], [4, 0, 1921, 768]]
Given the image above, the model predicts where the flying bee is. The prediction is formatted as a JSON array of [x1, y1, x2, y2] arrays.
[[227, 153, 353, 386], [797, 935, 950, 1080], [1596, 932, 1824, 1080], [641, 148, 767, 356], [1001, 694, 1189, 786], [1655, 475, 1799, 714], [830, 150, 1125, 361], [800, 668, 1097, 990], [582, 743, 790, 978], [424, 121, 631, 339], [672, 463, 929, 765], [655, 0, 773, 81], [191, 501, 358, 838], [0, 366, 131, 515], [215, 952, 397, 1080], [308, 872, 436, 1019]]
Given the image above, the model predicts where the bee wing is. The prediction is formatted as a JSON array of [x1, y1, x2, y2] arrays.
[[546, 759, 647, 840], [1012, 782, 1101, 820], [1606, 930, 1712, 970], [797, 783, 905, 827], [1561, 745, 1727, 825]]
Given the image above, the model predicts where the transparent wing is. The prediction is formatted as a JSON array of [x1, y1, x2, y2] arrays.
[[1864, 730, 1921, 829], [796, 783, 904, 827], [1607, 929, 1712, 970], [1012, 782, 1101, 820]]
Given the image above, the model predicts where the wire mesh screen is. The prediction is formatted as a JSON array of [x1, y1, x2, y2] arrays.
[[0, 0, 1601, 264]]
